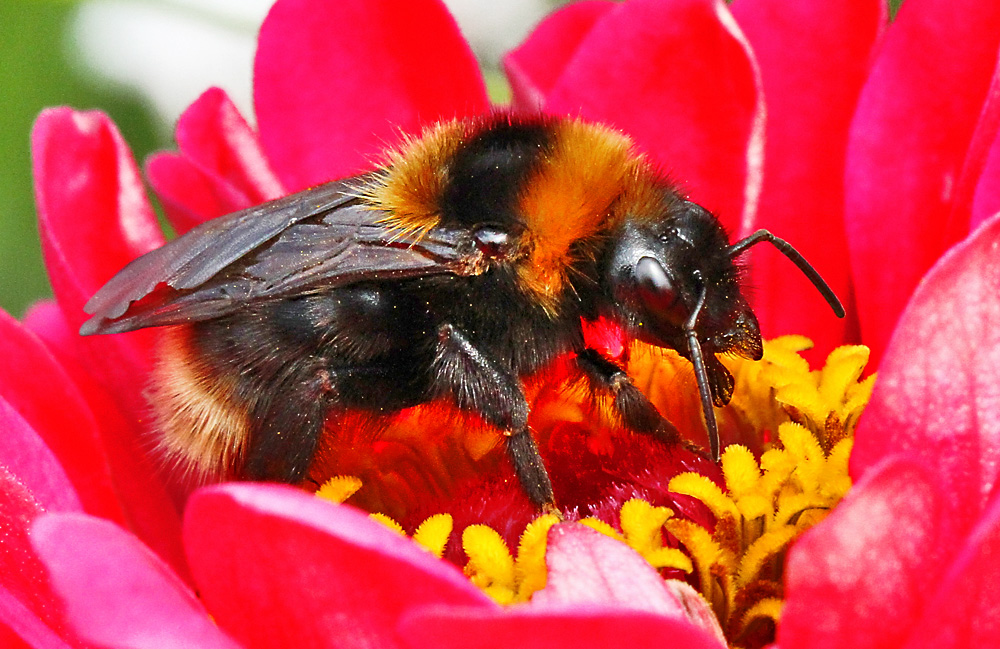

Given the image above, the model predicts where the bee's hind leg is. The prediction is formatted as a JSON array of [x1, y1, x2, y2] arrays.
[[242, 366, 333, 484]]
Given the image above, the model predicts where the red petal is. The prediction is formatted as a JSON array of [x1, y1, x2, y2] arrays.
[[0, 396, 81, 513], [0, 311, 123, 523], [400, 606, 725, 649], [902, 489, 1000, 649], [970, 116, 1000, 231], [780, 457, 947, 649], [254, 0, 489, 191], [174, 88, 284, 206], [0, 470, 76, 644], [148, 88, 286, 234], [0, 587, 77, 649], [851, 211, 1000, 538], [941, 69, 1000, 243], [183, 484, 492, 649], [503, 2, 615, 111], [534, 523, 725, 643], [32, 108, 163, 418], [844, 0, 1000, 365], [146, 153, 255, 234], [730, 0, 884, 356], [541, 0, 763, 232], [32, 513, 240, 649]]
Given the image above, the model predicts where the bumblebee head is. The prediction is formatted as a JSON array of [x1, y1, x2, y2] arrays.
[[604, 200, 762, 362], [601, 197, 844, 460]]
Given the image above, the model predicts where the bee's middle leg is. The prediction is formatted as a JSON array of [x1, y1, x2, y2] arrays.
[[432, 323, 555, 510]]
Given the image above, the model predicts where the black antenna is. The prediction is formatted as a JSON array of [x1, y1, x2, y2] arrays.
[[729, 230, 845, 318], [684, 278, 720, 461]]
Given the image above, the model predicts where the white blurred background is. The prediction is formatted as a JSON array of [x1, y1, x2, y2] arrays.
[[71, 0, 555, 127], [0, 0, 559, 316]]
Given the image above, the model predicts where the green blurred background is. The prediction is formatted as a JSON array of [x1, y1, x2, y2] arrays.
[[0, 0, 905, 319], [1, 0, 166, 318]]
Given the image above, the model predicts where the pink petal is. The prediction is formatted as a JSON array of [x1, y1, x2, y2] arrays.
[[902, 489, 1000, 649], [32, 108, 164, 418], [0, 470, 73, 644], [850, 211, 1000, 538], [32, 513, 240, 649], [148, 88, 286, 234], [254, 0, 489, 191], [0, 311, 123, 523], [183, 484, 492, 649], [503, 2, 614, 111], [46, 365, 185, 580], [0, 396, 81, 513], [541, 0, 763, 232], [780, 457, 947, 649], [401, 605, 725, 649], [20, 303, 185, 579], [535, 523, 723, 641], [0, 587, 77, 649], [844, 0, 1000, 366], [21, 301, 81, 366], [730, 0, 885, 356]]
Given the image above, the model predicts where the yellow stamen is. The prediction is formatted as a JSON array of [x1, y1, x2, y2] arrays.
[[413, 514, 454, 558], [514, 514, 560, 600], [462, 525, 517, 604], [618, 499, 693, 573], [741, 596, 783, 631], [736, 526, 799, 589], [668, 474, 740, 522], [578, 517, 623, 541], [369, 512, 405, 535], [656, 342, 872, 645], [315, 475, 362, 504], [665, 518, 735, 618]]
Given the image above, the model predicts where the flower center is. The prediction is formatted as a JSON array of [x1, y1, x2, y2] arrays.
[[315, 336, 873, 648]]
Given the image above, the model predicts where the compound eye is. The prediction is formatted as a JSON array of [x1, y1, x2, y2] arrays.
[[473, 226, 511, 259], [636, 256, 684, 323]]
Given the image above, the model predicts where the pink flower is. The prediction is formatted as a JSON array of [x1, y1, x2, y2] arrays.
[[4, 0, 1000, 647]]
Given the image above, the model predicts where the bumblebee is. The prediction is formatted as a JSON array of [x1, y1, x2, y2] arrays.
[[82, 114, 843, 509]]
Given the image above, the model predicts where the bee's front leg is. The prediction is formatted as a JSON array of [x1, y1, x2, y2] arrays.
[[576, 348, 681, 445]]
